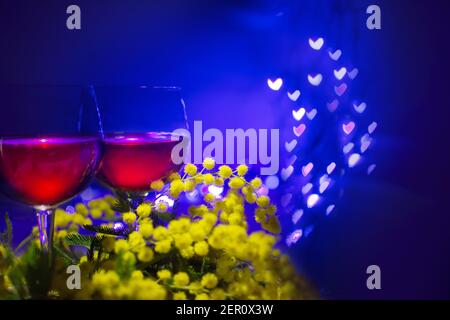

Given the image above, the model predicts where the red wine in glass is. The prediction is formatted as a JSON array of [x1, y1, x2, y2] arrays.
[[94, 85, 188, 207], [97, 133, 181, 192], [0, 136, 101, 207], [0, 84, 102, 261]]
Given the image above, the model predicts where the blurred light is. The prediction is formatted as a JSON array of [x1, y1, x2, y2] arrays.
[[353, 102, 367, 113], [155, 195, 174, 208], [307, 194, 319, 208], [80, 187, 96, 201], [343, 142, 354, 154], [319, 180, 330, 194], [334, 67, 347, 80], [287, 90, 300, 102], [286, 229, 303, 246], [308, 37, 324, 50], [329, 49, 342, 61], [302, 183, 313, 195], [326, 204, 335, 215], [265, 175, 279, 189], [208, 185, 223, 196], [256, 186, 269, 196], [65, 205, 75, 214], [281, 165, 294, 181], [368, 121, 378, 134], [348, 68, 359, 79], [292, 209, 304, 224], [307, 74, 323, 86], [319, 174, 329, 184], [185, 189, 199, 202], [113, 222, 124, 230], [342, 121, 355, 135], [367, 164, 377, 175], [306, 108, 317, 120], [267, 78, 283, 91], [281, 193, 293, 208], [293, 124, 306, 137], [292, 107, 306, 121], [327, 162, 336, 174], [302, 162, 314, 176], [348, 153, 361, 168]]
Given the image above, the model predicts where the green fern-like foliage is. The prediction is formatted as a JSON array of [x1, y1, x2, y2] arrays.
[[0, 213, 13, 247], [82, 224, 127, 236], [65, 233, 104, 249]]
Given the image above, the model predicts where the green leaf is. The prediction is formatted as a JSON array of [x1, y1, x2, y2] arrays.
[[0, 212, 13, 247], [82, 224, 126, 236], [21, 244, 53, 299], [156, 212, 175, 223], [65, 233, 91, 248], [111, 191, 131, 213], [65, 233, 104, 249], [53, 245, 76, 265], [5, 213, 12, 247]]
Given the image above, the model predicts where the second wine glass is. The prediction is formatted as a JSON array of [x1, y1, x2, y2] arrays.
[[94, 85, 188, 206]]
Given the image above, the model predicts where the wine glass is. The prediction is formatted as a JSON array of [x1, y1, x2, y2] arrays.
[[0, 85, 103, 260], [93, 85, 188, 207]]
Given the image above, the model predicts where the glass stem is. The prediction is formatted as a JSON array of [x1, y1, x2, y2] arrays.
[[36, 209, 55, 261]]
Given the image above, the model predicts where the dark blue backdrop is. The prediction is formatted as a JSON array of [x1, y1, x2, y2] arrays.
[[0, 0, 449, 299]]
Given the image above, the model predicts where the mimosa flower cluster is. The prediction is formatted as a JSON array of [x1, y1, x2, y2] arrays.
[[0, 159, 315, 300]]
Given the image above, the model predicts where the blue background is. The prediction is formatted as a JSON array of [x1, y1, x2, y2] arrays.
[[1, 0, 449, 299]]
